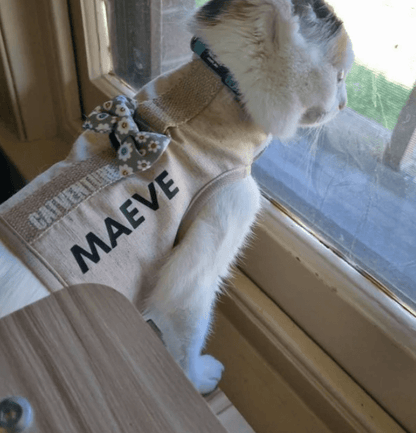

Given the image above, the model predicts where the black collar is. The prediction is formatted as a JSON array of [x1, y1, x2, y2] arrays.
[[190, 37, 241, 99]]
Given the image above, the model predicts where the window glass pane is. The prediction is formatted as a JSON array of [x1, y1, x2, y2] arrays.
[[103, 0, 416, 313], [253, 0, 416, 312], [104, 0, 193, 89]]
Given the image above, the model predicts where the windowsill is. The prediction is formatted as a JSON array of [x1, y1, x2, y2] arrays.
[[240, 195, 416, 431], [206, 270, 406, 433]]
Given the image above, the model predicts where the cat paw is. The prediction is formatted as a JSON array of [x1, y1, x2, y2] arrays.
[[189, 354, 225, 395]]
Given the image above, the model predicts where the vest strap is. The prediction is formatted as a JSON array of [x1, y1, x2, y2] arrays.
[[174, 165, 251, 246], [135, 59, 223, 133]]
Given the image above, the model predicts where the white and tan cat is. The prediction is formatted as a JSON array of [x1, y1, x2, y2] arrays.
[[0, 0, 353, 394]]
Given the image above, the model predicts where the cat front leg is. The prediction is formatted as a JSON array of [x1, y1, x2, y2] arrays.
[[143, 176, 261, 394], [142, 238, 224, 394]]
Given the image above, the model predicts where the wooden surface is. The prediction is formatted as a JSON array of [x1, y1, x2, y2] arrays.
[[204, 389, 256, 433], [0, 284, 227, 433]]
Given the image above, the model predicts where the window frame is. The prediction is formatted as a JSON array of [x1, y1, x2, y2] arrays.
[[383, 86, 416, 174], [241, 197, 416, 430], [0, 0, 81, 179], [2, 0, 416, 429], [67, 0, 137, 116], [0, 0, 83, 143]]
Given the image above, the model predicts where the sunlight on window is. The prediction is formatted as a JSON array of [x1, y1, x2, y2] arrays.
[[98, 0, 113, 74], [331, 0, 416, 88], [331, 0, 415, 129]]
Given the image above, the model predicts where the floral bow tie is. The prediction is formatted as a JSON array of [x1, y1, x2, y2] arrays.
[[82, 95, 170, 176]]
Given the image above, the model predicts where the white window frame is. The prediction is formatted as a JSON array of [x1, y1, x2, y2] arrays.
[[1, 0, 415, 430]]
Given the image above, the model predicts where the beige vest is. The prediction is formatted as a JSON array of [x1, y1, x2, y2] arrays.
[[0, 58, 269, 310]]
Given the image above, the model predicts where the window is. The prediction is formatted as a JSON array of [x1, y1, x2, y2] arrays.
[[91, 0, 416, 310], [68, 0, 416, 429], [246, 1, 416, 429], [252, 0, 416, 312], [105, 0, 193, 89], [69, 0, 194, 114]]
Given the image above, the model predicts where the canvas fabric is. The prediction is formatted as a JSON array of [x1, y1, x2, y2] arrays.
[[0, 58, 270, 311]]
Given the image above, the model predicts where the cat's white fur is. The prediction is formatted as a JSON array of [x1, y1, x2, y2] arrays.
[[0, 0, 353, 394]]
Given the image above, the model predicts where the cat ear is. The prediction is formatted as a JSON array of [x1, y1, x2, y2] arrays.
[[241, 1, 305, 138], [192, 0, 230, 26], [260, 0, 300, 50], [293, 0, 317, 20], [304, 4, 317, 21]]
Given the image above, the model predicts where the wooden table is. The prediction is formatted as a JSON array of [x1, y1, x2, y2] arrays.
[[0, 284, 227, 432]]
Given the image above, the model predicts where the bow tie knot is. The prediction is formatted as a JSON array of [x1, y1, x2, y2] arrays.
[[82, 95, 170, 176]]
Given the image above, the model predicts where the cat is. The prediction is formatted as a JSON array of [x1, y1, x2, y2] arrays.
[[0, 0, 353, 395]]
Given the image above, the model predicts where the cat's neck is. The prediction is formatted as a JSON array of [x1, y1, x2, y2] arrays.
[[190, 37, 241, 99], [188, 26, 308, 139]]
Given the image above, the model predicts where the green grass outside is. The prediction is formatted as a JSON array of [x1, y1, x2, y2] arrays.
[[345, 62, 411, 130]]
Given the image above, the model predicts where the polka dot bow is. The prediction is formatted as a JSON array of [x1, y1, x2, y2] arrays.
[[82, 95, 171, 176]]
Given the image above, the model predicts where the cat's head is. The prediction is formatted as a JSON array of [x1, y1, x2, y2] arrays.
[[188, 0, 354, 139]]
